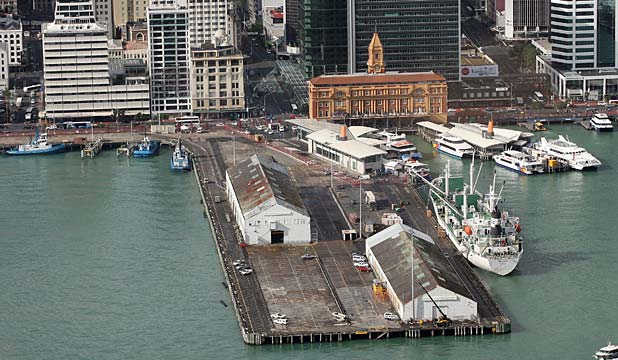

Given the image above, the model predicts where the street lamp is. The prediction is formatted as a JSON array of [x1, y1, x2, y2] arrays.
[[359, 178, 363, 239]]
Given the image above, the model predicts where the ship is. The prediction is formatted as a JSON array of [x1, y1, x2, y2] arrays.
[[493, 150, 545, 175], [170, 138, 191, 171], [590, 113, 614, 132], [5, 128, 66, 155], [433, 135, 474, 159], [428, 159, 522, 275], [132, 136, 160, 158], [534, 135, 601, 170]]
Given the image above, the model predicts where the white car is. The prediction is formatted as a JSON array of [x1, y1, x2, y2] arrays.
[[215, 122, 225, 127], [383, 312, 400, 321], [352, 255, 366, 262], [239, 268, 253, 275], [232, 259, 245, 266], [273, 318, 288, 325], [46, 124, 58, 130], [271, 313, 287, 319], [331, 312, 347, 320], [353, 262, 369, 268]]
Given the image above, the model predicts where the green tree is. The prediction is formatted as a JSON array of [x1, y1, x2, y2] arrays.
[[522, 43, 538, 71]]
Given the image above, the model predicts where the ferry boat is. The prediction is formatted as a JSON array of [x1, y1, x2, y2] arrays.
[[375, 130, 406, 143], [6, 129, 66, 155], [535, 135, 601, 170], [594, 341, 618, 359], [170, 139, 191, 171], [493, 150, 544, 175], [132, 136, 160, 158], [383, 140, 422, 160], [433, 135, 475, 159], [428, 160, 522, 276], [590, 113, 614, 132]]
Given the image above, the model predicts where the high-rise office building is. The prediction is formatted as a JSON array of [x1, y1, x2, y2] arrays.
[[498, 0, 550, 39], [549, 0, 617, 70], [349, 0, 461, 81], [187, 0, 230, 48], [0, 17, 22, 66], [284, 0, 303, 45], [147, 0, 192, 116], [43, 0, 149, 120], [303, 0, 348, 77]]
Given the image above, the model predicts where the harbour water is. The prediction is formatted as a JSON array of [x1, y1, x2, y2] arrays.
[[1, 125, 617, 359]]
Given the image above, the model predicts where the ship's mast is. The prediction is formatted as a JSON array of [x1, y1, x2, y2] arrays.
[[444, 160, 450, 224], [469, 153, 475, 195], [463, 184, 468, 220]]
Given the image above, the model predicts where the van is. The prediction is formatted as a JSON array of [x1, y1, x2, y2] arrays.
[[358, 174, 371, 180]]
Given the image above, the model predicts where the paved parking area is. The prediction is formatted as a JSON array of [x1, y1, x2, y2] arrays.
[[298, 186, 349, 241]]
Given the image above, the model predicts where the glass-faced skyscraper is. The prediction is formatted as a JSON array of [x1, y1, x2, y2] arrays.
[[349, 0, 461, 81]]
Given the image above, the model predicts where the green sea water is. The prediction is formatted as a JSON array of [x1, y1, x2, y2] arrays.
[[0, 125, 617, 359]]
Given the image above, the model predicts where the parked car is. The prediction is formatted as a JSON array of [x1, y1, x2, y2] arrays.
[[232, 259, 245, 266], [353, 262, 369, 268], [301, 254, 318, 260], [273, 318, 288, 325], [356, 265, 372, 272], [352, 255, 367, 262], [271, 313, 287, 319], [331, 312, 346, 320], [383, 312, 400, 321], [215, 122, 225, 127], [239, 268, 253, 275]]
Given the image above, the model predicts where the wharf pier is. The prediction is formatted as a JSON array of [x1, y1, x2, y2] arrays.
[[80, 138, 103, 159], [178, 131, 511, 345]]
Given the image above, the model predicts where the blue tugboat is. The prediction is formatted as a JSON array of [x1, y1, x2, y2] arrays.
[[170, 138, 191, 171], [132, 136, 160, 158], [6, 129, 66, 155]]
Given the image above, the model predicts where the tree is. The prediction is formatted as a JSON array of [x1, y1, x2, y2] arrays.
[[522, 43, 538, 72]]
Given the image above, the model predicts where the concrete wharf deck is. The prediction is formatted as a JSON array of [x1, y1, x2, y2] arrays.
[[172, 132, 510, 345]]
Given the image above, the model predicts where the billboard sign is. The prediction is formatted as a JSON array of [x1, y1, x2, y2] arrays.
[[461, 65, 499, 78]]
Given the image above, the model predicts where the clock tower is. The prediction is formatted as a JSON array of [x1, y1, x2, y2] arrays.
[[366, 32, 385, 74]]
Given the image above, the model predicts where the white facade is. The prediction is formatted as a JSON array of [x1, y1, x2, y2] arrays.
[[225, 155, 311, 246], [365, 223, 478, 322], [148, 0, 192, 116], [0, 43, 8, 91], [550, 0, 598, 70], [0, 17, 22, 66], [188, 0, 230, 48], [43, 0, 150, 120], [191, 45, 245, 114]]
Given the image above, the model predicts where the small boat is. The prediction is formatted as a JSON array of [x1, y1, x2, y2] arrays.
[[433, 135, 474, 159], [493, 150, 544, 175], [6, 128, 66, 155], [535, 135, 601, 170], [590, 113, 614, 132], [533, 121, 547, 131], [383, 140, 422, 160], [594, 341, 618, 359], [170, 138, 191, 171], [403, 159, 432, 180], [132, 136, 160, 158]]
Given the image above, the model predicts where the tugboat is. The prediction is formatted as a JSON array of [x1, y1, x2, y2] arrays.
[[132, 136, 160, 158], [428, 159, 523, 275], [170, 138, 191, 171], [6, 128, 66, 155], [594, 341, 618, 359]]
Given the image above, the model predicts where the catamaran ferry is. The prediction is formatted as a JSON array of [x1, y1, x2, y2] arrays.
[[493, 150, 544, 175], [590, 113, 614, 132], [534, 135, 601, 171], [433, 135, 474, 159]]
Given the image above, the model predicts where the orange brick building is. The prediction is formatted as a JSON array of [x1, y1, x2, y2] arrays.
[[308, 33, 448, 123]]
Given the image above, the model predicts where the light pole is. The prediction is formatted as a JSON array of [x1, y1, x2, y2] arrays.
[[359, 179, 363, 239], [330, 161, 333, 189], [233, 131, 236, 165]]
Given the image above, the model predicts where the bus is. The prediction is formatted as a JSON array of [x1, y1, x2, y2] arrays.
[[23, 84, 41, 93], [533, 91, 545, 102], [62, 121, 93, 129]]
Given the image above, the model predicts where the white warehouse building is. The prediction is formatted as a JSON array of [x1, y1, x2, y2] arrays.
[[226, 154, 311, 245], [365, 223, 478, 322]]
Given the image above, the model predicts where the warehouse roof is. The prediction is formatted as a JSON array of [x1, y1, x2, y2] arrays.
[[446, 123, 505, 149], [306, 129, 387, 159], [227, 155, 308, 220], [366, 223, 473, 304], [417, 121, 449, 134], [310, 71, 446, 87]]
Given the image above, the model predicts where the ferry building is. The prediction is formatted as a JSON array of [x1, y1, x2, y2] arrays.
[[308, 33, 448, 124]]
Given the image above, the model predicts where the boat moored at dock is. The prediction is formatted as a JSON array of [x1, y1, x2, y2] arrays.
[[594, 341, 618, 359], [170, 138, 191, 171], [493, 150, 544, 175], [132, 136, 160, 158], [590, 113, 614, 132], [534, 135, 601, 171], [5, 129, 66, 155], [383, 140, 421, 160], [433, 135, 475, 159]]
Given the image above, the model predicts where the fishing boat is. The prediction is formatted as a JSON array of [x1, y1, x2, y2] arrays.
[[590, 113, 614, 132], [594, 341, 618, 359], [534, 135, 601, 170], [428, 159, 522, 275], [493, 150, 544, 175], [132, 136, 160, 158], [170, 138, 191, 171], [6, 129, 66, 155], [433, 135, 475, 159]]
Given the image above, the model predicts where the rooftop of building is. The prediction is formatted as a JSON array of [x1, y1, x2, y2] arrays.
[[227, 154, 308, 220], [461, 55, 494, 66], [310, 71, 446, 87], [306, 128, 387, 159], [0, 16, 20, 30], [125, 41, 148, 51], [366, 223, 473, 303], [445, 123, 530, 149]]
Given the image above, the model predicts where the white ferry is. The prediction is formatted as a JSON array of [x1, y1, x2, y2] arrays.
[[493, 150, 544, 175], [434, 135, 474, 159], [383, 140, 421, 160], [375, 130, 406, 143], [590, 113, 614, 132], [594, 341, 618, 359], [535, 135, 601, 171]]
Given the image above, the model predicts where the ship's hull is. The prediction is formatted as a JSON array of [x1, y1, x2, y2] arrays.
[[494, 157, 538, 175], [436, 145, 473, 159], [6, 143, 66, 155], [430, 193, 521, 276], [170, 157, 191, 171], [133, 141, 160, 158]]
